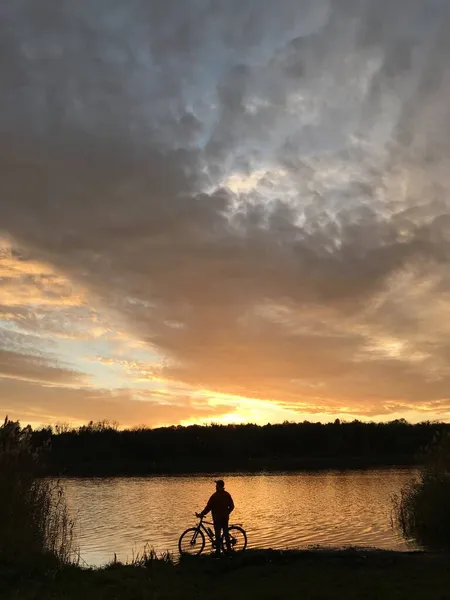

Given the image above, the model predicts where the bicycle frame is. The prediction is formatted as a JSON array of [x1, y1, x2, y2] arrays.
[[195, 516, 216, 545], [194, 515, 243, 546], [179, 515, 247, 556]]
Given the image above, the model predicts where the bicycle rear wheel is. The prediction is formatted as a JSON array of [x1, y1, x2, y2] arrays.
[[222, 525, 247, 552], [178, 527, 206, 555]]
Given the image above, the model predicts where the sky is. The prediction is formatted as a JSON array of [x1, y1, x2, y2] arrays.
[[1, 0, 450, 429]]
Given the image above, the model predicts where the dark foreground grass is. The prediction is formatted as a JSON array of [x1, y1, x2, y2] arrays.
[[3, 548, 450, 600]]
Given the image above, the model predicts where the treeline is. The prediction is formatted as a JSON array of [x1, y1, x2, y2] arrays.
[[28, 419, 450, 476]]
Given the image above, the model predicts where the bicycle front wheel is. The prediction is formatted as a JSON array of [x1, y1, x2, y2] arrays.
[[178, 527, 205, 556], [222, 525, 247, 552]]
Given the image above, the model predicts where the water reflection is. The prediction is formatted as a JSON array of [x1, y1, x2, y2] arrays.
[[63, 469, 417, 566]]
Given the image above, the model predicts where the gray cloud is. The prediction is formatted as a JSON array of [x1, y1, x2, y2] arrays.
[[1, 1, 450, 418], [0, 349, 85, 385]]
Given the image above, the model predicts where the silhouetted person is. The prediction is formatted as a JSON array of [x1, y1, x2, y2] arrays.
[[197, 479, 234, 555]]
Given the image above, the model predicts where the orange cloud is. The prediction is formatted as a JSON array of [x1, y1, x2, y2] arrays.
[[0, 378, 232, 429]]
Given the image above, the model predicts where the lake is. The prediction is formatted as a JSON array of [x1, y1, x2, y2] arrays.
[[64, 468, 419, 566]]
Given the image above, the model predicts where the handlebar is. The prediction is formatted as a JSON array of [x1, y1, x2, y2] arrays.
[[195, 513, 214, 526]]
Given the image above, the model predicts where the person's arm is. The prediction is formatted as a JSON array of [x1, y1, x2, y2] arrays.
[[228, 493, 234, 514], [198, 495, 213, 518]]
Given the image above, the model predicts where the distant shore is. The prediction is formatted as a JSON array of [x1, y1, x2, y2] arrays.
[[37, 419, 443, 478], [4, 548, 448, 600]]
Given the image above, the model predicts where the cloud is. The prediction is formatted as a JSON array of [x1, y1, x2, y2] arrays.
[[0, 238, 93, 337], [0, 349, 86, 386], [0, 378, 231, 428], [1, 1, 450, 424]]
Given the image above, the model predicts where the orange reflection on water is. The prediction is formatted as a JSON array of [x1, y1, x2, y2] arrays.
[[64, 469, 418, 566]]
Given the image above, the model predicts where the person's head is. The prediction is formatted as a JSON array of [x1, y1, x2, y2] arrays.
[[215, 479, 225, 491]]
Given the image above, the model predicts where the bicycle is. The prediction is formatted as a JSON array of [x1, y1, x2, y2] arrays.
[[178, 514, 247, 556]]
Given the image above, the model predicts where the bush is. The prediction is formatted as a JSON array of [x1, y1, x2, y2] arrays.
[[0, 417, 76, 566], [393, 432, 450, 550]]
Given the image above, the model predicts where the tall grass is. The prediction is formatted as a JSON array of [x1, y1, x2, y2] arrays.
[[0, 417, 76, 566], [392, 431, 450, 550]]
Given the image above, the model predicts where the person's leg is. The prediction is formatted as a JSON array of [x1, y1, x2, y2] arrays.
[[223, 516, 231, 552], [213, 520, 222, 555]]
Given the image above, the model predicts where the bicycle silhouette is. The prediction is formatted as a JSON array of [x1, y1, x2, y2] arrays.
[[178, 514, 247, 555]]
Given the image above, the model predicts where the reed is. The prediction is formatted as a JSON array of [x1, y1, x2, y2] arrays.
[[393, 432, 450, 549], [0, 417, 77, 566]]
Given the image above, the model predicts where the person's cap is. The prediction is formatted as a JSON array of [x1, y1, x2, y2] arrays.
[[215, 479, 225, 487]]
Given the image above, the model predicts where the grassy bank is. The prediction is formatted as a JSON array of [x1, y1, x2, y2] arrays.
[[4, 549, 450, 600]]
